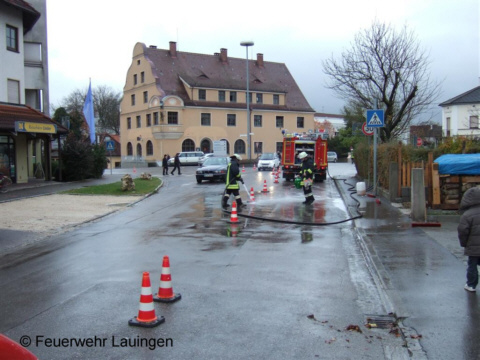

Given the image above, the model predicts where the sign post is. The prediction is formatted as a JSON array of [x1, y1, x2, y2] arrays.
[[105, 140, 115, 175], [366, 108, 385, 196]]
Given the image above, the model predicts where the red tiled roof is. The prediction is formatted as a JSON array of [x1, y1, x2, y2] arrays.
[[142, 44, 315, 113], [0, 102, 68, 134]]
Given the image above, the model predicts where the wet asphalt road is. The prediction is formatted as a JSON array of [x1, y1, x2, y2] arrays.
[[0, 163, 412, 359]]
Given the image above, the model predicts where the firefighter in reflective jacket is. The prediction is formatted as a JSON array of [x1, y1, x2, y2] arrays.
[[297, 151, 315, 205], [222, 154, 245, 209]]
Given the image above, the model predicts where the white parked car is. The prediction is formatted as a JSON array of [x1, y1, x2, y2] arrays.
[[168, 151, 204, 165], [257, 152, 280, 171], [327, 151, 338, 163]]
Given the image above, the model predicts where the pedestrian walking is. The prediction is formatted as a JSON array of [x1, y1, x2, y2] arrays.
[[162, 154, 169, 175], [297, 151, 315, 205], [171, 153, 181, 175], [222, 154, 245, 210], [458, 187, 480, 292]]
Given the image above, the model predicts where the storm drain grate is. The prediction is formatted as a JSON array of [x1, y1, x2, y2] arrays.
[[364, 314, 397, 329]]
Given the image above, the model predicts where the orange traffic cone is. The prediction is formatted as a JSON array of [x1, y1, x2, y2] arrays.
[[133, 166, 137, 174], [262, 179, 269, 193], [154, 256, 182, 303], [242, 165, 246, 173], [274, 173, 279, 184], [253, 163, 257, 170], [249, 187, 255, 202], [229, 200, 239, 223], [129, 272, 165, 328]]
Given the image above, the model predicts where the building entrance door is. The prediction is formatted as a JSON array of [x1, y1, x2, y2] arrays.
[[0, 135, 16, 183]]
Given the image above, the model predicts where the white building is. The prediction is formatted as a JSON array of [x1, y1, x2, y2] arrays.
[[439, 85, 480, 138], [314, 112, 345, 137], [0, 0, 66, 183]]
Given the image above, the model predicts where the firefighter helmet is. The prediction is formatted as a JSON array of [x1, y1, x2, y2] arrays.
[[230, 154, 242, 161], [297, 152, 308, 159]]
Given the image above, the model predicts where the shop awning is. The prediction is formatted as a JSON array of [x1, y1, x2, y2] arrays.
[[0, 102, 68, 135]]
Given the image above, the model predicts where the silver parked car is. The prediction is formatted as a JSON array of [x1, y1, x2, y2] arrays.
[[327, 151, 338, 162]]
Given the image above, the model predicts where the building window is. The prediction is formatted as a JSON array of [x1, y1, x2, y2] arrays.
[[127, 142, 133, 156], [218, 91, 225, 102], [7, 79, 20, 104], [146, 140, 153, 156], [446, 117, 451, 137], [469, 115, 479, 129], [273, 94, 280, 105], [297, 117, 304, 128], [168, 112, 178, 125], [136, 143, 142, 157], [256, 93, 263, 104], [131, 94, 135, 106], [154, 112, 159, 125], [254, 142, 263, 154], [136, 115, 141, 128], [201, 113, 211, 126], [146, 114, 152, 127], [227, 114, 236, 126], [276, 116, 284, 128], [133, 74, 137, 85], [141, 71, 145, 83], [199, 89, 206, 100], [230, 91, 237, 103], [234, 139, 245, 154], [254, 115, 262, 127], [143, 91, 148, 103], [182, 139, 195, 152], [276, 142, 283, 154], [127, 117, 131, 129], [6, 25, 18, 52]]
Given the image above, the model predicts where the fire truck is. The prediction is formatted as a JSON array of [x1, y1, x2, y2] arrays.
[[281, 131, 328, 182]]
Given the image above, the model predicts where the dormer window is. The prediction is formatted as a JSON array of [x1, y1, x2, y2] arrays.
[[199, 89, 206, 100]]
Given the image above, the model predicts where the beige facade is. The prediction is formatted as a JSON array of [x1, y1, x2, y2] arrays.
[[120, 42, 315, 165]]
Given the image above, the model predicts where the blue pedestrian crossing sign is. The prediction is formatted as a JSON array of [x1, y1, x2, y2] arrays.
[[366, 109, 385, 127], [105, 140, 115, 151]]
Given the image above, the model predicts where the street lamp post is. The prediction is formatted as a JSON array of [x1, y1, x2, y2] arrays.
[[240, 41, 254, 160]]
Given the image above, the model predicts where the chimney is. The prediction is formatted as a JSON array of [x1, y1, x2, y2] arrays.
[[220, 48, 228, 64], [256, 53, 264, 68], [169, 41, 177, 58], [149, 45, 157, 49]]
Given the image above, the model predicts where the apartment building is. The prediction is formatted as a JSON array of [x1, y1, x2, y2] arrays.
[[0, 0, 66, 183], [120, 41, 315, 165]]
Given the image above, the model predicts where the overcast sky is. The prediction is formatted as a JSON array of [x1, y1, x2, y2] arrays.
[[46, 0, 479, 122]]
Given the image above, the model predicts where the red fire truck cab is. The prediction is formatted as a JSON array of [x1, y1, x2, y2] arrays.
[[281, 132, 328, 182]]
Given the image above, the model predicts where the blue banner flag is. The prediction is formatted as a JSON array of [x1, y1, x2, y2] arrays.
[[83, 81, 95, 143]]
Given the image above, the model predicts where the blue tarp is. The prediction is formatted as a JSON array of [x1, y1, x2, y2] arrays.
[[434, 154, 480, 175]]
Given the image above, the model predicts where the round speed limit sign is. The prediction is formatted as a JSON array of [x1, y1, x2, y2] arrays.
[[362, 122, 374, 136]]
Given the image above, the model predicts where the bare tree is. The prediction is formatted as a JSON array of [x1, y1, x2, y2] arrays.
[[323, 20, 441, 142], [54, 85, 121, 135], [93, 85, 121, 134]]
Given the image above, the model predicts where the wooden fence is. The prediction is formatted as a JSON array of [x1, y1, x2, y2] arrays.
[[394, 152, 479, 209]]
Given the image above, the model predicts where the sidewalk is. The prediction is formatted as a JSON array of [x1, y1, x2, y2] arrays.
[[334, 175, 476, 360]]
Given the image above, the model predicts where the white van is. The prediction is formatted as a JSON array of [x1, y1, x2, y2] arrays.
[[168, 151, 204, 165]]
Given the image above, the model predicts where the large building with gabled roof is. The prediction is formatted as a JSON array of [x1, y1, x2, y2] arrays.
[[120, 41, 316, 165]]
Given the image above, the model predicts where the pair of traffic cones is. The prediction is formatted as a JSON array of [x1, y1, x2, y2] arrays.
[[128, 256, 181, 328]]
